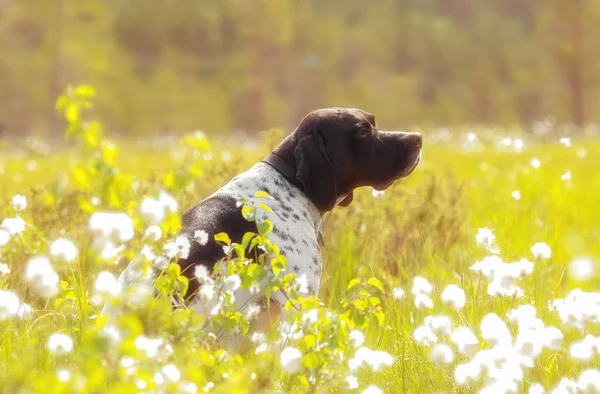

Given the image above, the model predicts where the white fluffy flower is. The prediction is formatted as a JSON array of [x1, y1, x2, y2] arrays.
[[561, 171, 572, 182], [425, 314, 453, 335], [24, 256, 59, 298], [163, 237, 191, 259], [139, 192, 178, 224], [223, 275, 241, 293], [471, 256, 533, 297], [578, 369, 600, 394], [194, 265, 210, 282], [349, 347, 394, 372], [529, 383, 545, 394], [346, 376, 359, 389], [0, 290, 20, 320], [512, 190, 521, 200], [542, 327, 564, 350], [531, 158, 541, 169], [194, 230, 209, 246], [11, 194, 27, 211], [560, 137, 572, 147], [412, 276, 432, 295], [553, 377, 578, 394], [50, 238, 78, 262], [414, 324, 438, 346], [362, 386, 383, 394], [57, 369, 71, 382], [451, 327, 479, 356], [1, 216, 26, 235], [414, 293, 434, 309], [89, 212, 134, 243], [18, 303, 33, 320], [95, 271, 121, 297], [430, 343, 455, 365], [0, 263, 10, 276], [349, 330, 365, 348], [280, 347, 303, 374], [475, 228, 500, 254], [47, 333, 74, 355], [144, 225, 162, 241], [162, 364, 181, 382], [480, 313, 512, 346], [441, 284, 466, 309], [0, 229, 9, 246], [515, 329, 544, 358], [569, 335, 600, 361], [531, 242, 552, 259], [455, 362, 482, 385], [569, 258, 595, 280], [135, 336, 163, 358], [392, 287, 405, 300]]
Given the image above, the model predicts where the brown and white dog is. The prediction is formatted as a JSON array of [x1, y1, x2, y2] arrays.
[[176, 108, 422, 330]]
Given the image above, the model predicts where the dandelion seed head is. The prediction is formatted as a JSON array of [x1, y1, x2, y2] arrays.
[[475, 228, 500, 254], [280, 347, 303, 374], [223, 274, 241, 293], [0, 290, 20, 320], [50, 238, 78, 262], [0, 263, 9, 276], [346, 376, 359, 389], [162, 364, 181, 382], [24, 256, 59, 298], [89, 212, 134, 243], [163, 237, 191, 259], [577, 369, 600, 394], [1, 216, 26, 235], [481, 313, 512, 346], [425, 314, 453, 335], [11, 194, 27, 211], [144, 225, 162, 241], [561, 171, 572, 182], [47, 333, 73, 355], [560, 137, 572, 147], [350, 347, 394, 372], [569, 258, 595, 280], [512, 190, 521, 200], [135, 336, 163, 358], [412, 276, 432, 295], [0, 229, 9, 246], [451, 327, 479, 356], [531, 158, 541, 169], [392, 287, 405, 300], [414, 293, 434, 309], [95, 271, 121, 298], [414, 324, 438, 346], [529, 383, 545, 394], [430, 343, 455, 365], [362, 386, 383, 394], [349, 330, 365, 348], [17, 303, 33, 320], [441, 284, 466, 309], [194, 230, 209, 245], [57, 369, 71, 382]]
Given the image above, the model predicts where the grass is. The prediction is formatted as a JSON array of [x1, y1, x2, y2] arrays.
[[1, 127, 600, 393]]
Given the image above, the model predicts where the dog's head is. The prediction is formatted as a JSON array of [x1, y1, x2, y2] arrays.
[[274, 108, 422, 212]]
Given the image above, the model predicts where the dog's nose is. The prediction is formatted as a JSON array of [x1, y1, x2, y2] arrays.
[[406, 132, 422, 147]]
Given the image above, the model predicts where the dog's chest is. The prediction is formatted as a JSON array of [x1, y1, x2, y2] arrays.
[[211, 163, 323, 296]]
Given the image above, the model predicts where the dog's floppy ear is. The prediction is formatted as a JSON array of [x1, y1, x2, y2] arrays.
[[294, 131, 337, 212]]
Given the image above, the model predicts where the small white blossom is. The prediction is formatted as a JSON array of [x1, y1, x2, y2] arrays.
[[0, 263, 9, 276], [346, 376, 359, 389], [569, 258, 595, 280], [223, 275, 241, 293], [0, 229, 9, 246], [163, 237, 191, 259], [529, 383, 545, 394], [531, 242, 552, 259], [531, 158, 541, 169], [11, 194, 27, 211], [0, 290, 20, 320], [135, 336, 163, 358], [362, 386, 383, 394], [89, 212, 134, 243], [1, 216, 26, 235], [280, 347, 303, 374], [162, 365, 181, 382], [349, 330, 365, 348], [512, 190, 521, 200], [451, 327, 479, 356], [414, 325, 438, 346], [392, 287, 405, 300], [349, 347, 394, 372], [412, 276, 432, 295], [95, 271, 121, 297], [50, 238, 78, 262], [441, 284, 466, 309], [480, 313, 512, 346], [24, 256, 59, 298], [17, 303, 33, 320], [194, 230, 209, 245], [144, 225, 162, 241], [578, 369, 600, 394], [560, 137, 572, 147], [430, 343, 455, 365], [475, 228, 500, 254], [47, 333, 74, 355], [543, 327, 564, 350], [57, 369, 71, 382], [561, 171, 572, 182], [414, 293, 434, 309], [194, 265, 210, 282]]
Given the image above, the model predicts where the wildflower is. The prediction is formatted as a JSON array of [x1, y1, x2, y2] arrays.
[[553, 378, 577, 393], [515, 329, 544, 358], [529, 383, 545, 394], [414, 325, 438, 346], [542, 326, 564, 350], [569, 258, 595, 280], [18, 303, 33, 320], [425, 315, 453, 335], [135, 336, 163, 358], [194, 265, 210, 282], [346, 376, 359, 389], [163, 237, 191, 259], [301, 309, 319, 326], [102, 325, 122, 345], [0, 290, 20, 320], [280, 347, 303, 374], [140, 244, 157, 261], [441, 284, 466, 309], [24, 256, 59, 298], [531, 242, 551, 259], [415, 293, 434, 309], [475, 228, 499, 254], [349, 330, 365, 348], [349, 347, 394, 372], [11, 194, 27, 211], [578, 369, 600, 394], [144, 225, 162, 241], [245, 303, 261, 320], [57, 369, 71, 382], [430, 343, 455, 365], [163, 365, 181, 382], [140, 197, 164, 223], [47, 333, 74, 355], [412, 276, 432, 295], [512, 190, 521, 200], [569, 335, 599, 361], [451, 327, 479, 356], [50, 238, 78, 262], [181, 382, 198, 393], [455, 362, 482, 385], [95, 271, 121, 297], [362, 386, 383, 394], [223, 275, 241, 293], [560, 137, 572, 147], [392, 287, 405, 300], [0, 229, 9, 246], [1, 216, 26, 235], [295, 274, 309, 294], [561, 171, 572, 181], [0, 263, 9, 276], [194, 230, 209, 245], [480, 313, 511, 346], [514, 139, 524, 151], [89, 212, 134, 243], [530, 158, 541, 169]]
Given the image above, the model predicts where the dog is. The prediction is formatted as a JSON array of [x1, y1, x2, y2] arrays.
[[176, 108, 422, 331]]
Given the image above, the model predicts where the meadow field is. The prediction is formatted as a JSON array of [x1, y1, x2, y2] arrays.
[[1, 89, 600, 393]]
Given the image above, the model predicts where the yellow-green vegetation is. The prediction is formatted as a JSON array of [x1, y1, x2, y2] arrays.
[[1, 87, 600, 394]]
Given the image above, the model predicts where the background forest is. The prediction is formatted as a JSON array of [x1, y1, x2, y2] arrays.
[[1, 0, 599, 138]]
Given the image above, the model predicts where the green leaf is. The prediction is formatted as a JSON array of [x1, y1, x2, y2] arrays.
[[258, 202, 273, 213], [257, 219, 273, 236], [65, 103, 80, 123], [75, 85, 96, 98], [241, 205, 254, 220], [241, 232, 255, 250], [255, 190, 270, 199], [367, 277, 384, 293], [353, 299, 366, 311], [214, 232, 231, 245], [347, 279, 361, 290], [166, 263, 181, 278]]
